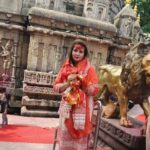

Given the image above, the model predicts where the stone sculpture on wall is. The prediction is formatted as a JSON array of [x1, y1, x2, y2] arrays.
[[109, 0, 125, 23], [84, 0, 110, 21], [132, 21, 140, 42], [0, 40, 13, 76], [114, 1, 136, 39], [119, 16, 133, 38], [131, 18, 144, 44]]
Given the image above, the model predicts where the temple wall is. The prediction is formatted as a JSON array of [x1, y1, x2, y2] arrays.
[[0, 0, 22, 14], [1, 0, 139, 116], [0, 22, 25, 87], [0, 1, 147, 149], [27, 33, 66, 73], [27, 32, 110, 74]]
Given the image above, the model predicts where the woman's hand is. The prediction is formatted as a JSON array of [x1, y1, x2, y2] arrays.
[[67, 74, 78, 83], [85, 85, 95, 96]]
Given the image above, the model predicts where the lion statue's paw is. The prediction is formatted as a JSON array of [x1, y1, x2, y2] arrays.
[[120, 117, 133, 127]]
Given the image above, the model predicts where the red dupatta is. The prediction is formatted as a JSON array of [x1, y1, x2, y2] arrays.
[[65, 95, 92, 139], [54, 58, 91, 85]]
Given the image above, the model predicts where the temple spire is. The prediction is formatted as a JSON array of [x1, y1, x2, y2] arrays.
[[125, 0, 131, 6], [133, 4, 138, 16]]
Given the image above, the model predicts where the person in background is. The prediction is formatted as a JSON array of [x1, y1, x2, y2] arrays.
[[146, 115, 150, 150], [53, 39, 99, 150], [0, 88, 8, 127]]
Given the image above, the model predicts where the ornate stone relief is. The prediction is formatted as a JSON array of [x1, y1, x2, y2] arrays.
[[84, 0, 94, 18], [84, 0, 110, 20], [114, 4, 136, 39], [95, 0, 110, 21], [100, 118, 145, 149], [109, 0, 125, 22], [132, 20, 141, 43], [119, 17, 134, 38], [0, 40, 13, 76], [24, 70, 56, 86], [49, 0, 55, 9], [23, 70, 58, 97]]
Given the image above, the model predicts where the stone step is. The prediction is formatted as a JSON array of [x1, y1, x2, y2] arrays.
[[23, 83, 61, 97], [21, 106, 59, 117], [22, 96, 60, 108]]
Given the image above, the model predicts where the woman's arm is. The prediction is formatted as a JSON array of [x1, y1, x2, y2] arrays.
[[53, 74, 78, 93], [54, 82, 70, 93], [84, 66, 100, 96]]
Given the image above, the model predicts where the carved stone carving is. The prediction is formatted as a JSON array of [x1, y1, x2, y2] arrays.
[[84, 0, 94, 18], [132, 20, 141, 43], [0, 40, 13, 74], [95, 0, 110, 21], [109, 0, 125, 22], [22, 69, 60, 116], [119, 17, 133, 38], [99, 118, 145, 150], [22, 96, 60, 107], [49, 0, 55, 9], [24, 70, 56, 86], [23, 83, 56, 95], [114, 4, 136, 39], [84, 0, 110, 21]]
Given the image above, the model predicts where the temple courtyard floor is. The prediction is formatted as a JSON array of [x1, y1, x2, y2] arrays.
[[0, 114, 59, 150], [0, 104, 144, 150]]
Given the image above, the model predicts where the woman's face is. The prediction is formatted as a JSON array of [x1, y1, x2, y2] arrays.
[[72, 44, 85, 63]]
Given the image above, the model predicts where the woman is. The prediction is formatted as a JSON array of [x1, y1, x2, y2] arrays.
[[53, 39, 99, 150]]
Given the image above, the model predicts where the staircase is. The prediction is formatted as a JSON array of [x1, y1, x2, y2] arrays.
[[21, 70, 61, 117]]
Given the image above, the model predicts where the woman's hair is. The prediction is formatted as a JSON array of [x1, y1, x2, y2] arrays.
[[68, 39, 89, 65], [0, 88, 6, 93]]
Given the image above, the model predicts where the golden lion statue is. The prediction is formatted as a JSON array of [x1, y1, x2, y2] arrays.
[[97, 42, 150, 132]]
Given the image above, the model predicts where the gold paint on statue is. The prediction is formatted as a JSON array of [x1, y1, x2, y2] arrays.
[[125, 0, 131, 6], [133, 4, 138, 16], [97, 42, 150, 131]]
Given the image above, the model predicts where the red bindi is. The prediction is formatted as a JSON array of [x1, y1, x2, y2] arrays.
[[73, 44, 84, 50]]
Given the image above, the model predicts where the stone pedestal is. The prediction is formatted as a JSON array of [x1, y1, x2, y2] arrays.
[[98, 118, 145, 150]]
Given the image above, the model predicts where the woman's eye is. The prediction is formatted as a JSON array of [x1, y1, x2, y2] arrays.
[[73, 49, 84, 53], [79, 50, 84, 53], [73, 49, 78, 52]]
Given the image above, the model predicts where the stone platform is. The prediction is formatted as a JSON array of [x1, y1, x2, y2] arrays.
[[98, 117, 145, 150]]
